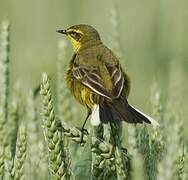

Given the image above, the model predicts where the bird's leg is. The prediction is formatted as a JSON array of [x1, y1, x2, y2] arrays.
[[80, 110, 91, 145]]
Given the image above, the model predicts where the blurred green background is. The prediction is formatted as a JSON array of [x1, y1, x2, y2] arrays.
[[0, 0, 188, 133]]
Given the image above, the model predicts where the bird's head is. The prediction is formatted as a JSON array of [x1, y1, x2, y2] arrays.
[[57, 24, 101, 52]]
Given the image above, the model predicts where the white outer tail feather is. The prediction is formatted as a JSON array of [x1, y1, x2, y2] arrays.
[[130, 105, 159, 127], [90, 104, 101, 126], [90, 103, 160, 127]]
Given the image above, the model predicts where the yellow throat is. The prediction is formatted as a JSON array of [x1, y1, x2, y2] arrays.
[[68, 36, 81, 52]]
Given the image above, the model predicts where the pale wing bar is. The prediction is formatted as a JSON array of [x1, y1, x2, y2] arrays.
[[106, 63, 124, 98], [72, 63, 124, 99], [72, 65, 112, 99]]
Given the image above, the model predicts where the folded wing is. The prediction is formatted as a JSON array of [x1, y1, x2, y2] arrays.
[[72, 58, 124, 99]]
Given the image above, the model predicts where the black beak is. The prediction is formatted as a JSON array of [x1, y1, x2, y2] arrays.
[[56, 29, 67, 35]]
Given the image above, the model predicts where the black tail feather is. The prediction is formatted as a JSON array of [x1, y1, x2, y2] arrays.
[[100, 101, 121, 123], [99, 98, 151, 124]]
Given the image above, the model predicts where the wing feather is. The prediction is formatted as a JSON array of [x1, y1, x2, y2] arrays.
[[72, 56, 124, 99], [106, 63, 124, 97]]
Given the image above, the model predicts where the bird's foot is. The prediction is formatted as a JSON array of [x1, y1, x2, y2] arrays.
[[80, 128, 89, 146]]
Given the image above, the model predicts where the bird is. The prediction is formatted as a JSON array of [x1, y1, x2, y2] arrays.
[[56, 24, 159, 137]]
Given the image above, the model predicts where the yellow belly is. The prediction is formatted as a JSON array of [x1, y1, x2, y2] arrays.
[[65, 68, 99, 109], [65, 66, 131, 108]]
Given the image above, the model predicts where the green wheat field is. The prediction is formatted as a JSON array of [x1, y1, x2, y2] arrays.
[[0, 0, 188, 179]]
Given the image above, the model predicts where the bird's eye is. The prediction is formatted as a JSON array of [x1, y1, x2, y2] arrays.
[[70, 31, 82, 40], [71, 31, 78, 36]]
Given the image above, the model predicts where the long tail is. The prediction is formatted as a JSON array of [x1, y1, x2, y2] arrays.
[[90, 98, 159, 127]]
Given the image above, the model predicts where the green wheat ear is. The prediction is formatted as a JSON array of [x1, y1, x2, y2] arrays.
[[0, 21, 10, 180], [0, 21, 10, 148], [6, 145, 14, 180], [128, 124, 146, 180], [149, 84, 165, 180], [7, 100, 19, 155], [40, 72, 72, 179], [25, 90, 41, 179], [91, 123, 131, 180], [37, 141, 49, 180], [0, 147, 5, 178], [13, 124, 27, 180], [92, 124, 117, 180], [111, 123, 131, 179]]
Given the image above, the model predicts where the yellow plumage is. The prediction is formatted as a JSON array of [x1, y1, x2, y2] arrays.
[[57, 24, 159, 132]]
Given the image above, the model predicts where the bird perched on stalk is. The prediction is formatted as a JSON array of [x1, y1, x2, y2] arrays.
[[57, 24, 158, 138]]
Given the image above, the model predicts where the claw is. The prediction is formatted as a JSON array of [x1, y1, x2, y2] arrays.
[[82, 128, 89, 135]]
